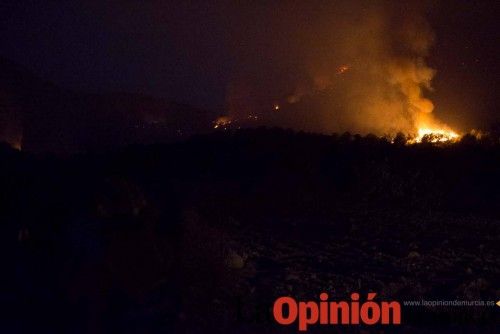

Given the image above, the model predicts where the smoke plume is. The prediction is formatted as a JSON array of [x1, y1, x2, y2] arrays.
[[226, 1, 445, 135]]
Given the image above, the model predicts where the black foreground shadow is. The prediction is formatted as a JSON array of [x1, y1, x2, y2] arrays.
[[1, 128, 499, 333]]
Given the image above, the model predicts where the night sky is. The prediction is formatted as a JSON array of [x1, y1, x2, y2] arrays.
[[0, 1, 498, 132]]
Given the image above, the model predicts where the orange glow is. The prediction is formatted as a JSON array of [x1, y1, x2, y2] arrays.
[[406, 112, 460, 144], [407, 127, 460, 143], [213, 116, 232, 129], [11, 141, 22, 151], [9, 134, 23, 151], [337, 65, 350, 74]]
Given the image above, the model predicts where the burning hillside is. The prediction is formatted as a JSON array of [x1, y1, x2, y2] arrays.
[[224, 1, 465, 140], [213, 113, 462, 144], [412, 127, 459, 143]]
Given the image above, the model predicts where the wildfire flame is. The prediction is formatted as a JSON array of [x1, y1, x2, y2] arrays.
[[337, 65, 350, 75], [412, 127, 460, 143], [213, 116, 232, 129], [407, 110, 460, 144], [11, 140, 22, 150]]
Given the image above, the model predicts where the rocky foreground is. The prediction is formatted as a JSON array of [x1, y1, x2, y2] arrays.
[[172, 206, 500, 333], [3, 130, 500, 333]]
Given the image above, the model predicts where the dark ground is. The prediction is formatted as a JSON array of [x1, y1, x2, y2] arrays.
[[1, 128, 499, 333]]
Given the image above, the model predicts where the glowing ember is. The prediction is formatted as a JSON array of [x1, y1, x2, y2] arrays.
[[11, 141, 22, 151], [213, 116, 232, 129], [413, 127, 460, 143], [337, 65, 350, 74], [274, 104, 280, 111], [8, 134, 23, 151]]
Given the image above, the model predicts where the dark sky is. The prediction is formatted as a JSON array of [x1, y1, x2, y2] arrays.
[[0, 0, 498, 132], [0, 1, 233, 109], [428, 0, 498, 129]]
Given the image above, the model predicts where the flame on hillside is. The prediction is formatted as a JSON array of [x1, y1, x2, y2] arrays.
[[413, 127, 459, 143], [213, 116, 232, 129]]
